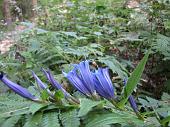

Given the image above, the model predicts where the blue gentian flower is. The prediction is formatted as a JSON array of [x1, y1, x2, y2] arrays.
[[123, 79, 138, 113], [63, 60, 96, 97], [128, 95, 138, 112], [0, 72, 38, 101], [93, 68, 115, 100], [31, 71, 53, 96], [42, 68, 71, 97]]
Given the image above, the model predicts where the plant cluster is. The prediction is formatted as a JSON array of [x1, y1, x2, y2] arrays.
[[0, 0, 170, 127]]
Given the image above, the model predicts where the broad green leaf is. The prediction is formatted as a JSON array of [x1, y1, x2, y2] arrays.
[[0, 107, 30, 118], [85, 112, 143, 127], [60, 109, 80, 127], [138, 98, 150, 107], [146, 96, 160, 107], [118, 51, 150, 107], [78, 98, 103, 117], [29, 103, 47, 114]]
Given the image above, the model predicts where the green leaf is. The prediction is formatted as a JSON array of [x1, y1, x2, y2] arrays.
[[145, 117, 161, 127], [146, 96, 160, 107], [142, 107, 170, 116], [160, 115, 170, 125], [61, 32, 77, 38], [164, 20, 170, 30], [29, 103, 47, 114], [1, 115, 21, 127], [85, 112, 143, 127], [161, 93, 170, 101], [24, 112, 43, 127], [54, 90, 65, 99], [0, 93, 32, 118], [60, 109, 80, 127], [118, 51, 150, 107], [78, 98, 103, 117], [98, 56, 128, 78], [0, 107, 30, 118], [41, 112, 60, 127], [41, 89, 49, 100], [152, 34, 170, 59]]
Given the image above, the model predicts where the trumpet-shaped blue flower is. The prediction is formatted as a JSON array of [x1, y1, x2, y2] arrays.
[[0, 72, 38, 101], [31, 71, 53, 96], [128, 95, 138, 112], [123, 79, 138, 113], [42, 68, 70, 97], [93, 68, 115, 99], [63, 61, 96, 97]]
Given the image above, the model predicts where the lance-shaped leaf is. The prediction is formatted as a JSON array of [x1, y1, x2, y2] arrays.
[[118, 51, 150, 107], [0, 72, 38, 101]]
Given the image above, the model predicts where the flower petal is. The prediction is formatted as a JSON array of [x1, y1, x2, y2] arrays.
[[0, 72, 38, 101], [128, 95, 138, 112], [31, 71, 53, 96], [94, 68, 114, 99], [77, 61, 95, 94], [93, 73, 110, 99], [123, 78, 138, 112], [32, 71, 47, 90], [63, 69, 90, 96], [42, 69, 70, 97]]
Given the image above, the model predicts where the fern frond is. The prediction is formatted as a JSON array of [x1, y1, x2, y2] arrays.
[[152, 34, 170, 59], [60, 109, 80, 127], [24, 112, 43, 127], [0, 93, 33, 118], [41, 112, 60, 127], [1, 115, 21, 127]]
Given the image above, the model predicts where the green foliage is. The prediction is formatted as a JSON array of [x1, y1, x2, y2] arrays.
[[41, 112, 60, 127], [29, 103, 47, 114], [23, 112, 43, 127], [139, 93, 170, 126], [118, 51, 150, 107], [85, 111, 143, 127], [98, 56, 128, 78], [60, 109, 80, 127], [78, 98, 104, 117], [152, 34, 170, 60], [0, 93, 33, 118], [1, 115, 21, 127], [1, 0, 170, 126]]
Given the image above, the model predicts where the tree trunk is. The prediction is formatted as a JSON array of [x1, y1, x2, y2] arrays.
[[2, 0, 12, 26], [30, 0, 37, 20]]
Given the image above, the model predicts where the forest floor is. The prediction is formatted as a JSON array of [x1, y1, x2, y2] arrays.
[[0, 0, 140, 54], [0, 25, 26, 54]]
